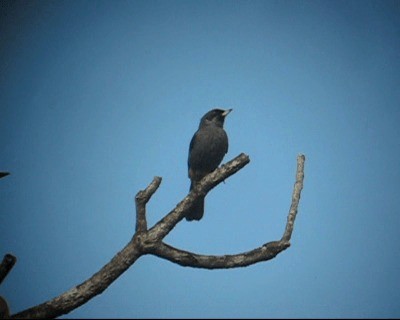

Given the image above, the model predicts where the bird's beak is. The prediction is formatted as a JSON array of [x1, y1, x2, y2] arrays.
[[222, 109, 233, 117]]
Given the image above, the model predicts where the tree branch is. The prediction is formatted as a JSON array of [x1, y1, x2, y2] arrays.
[[150, 240, 289, 269], [9, 153, 305, 319], [146, 153, 250, 242], [0, 296, 10, 319], [0, 254, 17, 285], [282, 154, 305, 242], [135, 176, 162, 233], [11, 238, 144, 319], [148, 154, 306, 269], [0, 172, 10, 179]]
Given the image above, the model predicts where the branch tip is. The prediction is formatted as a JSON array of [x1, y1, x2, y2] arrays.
[[0, 254, 17, 285], [135, 177, 162, 233], [281, 154, 306, 242], [0, 172, 10, 179]]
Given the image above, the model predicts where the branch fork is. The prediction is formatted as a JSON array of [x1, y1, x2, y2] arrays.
[[8, 153, 305, 319]]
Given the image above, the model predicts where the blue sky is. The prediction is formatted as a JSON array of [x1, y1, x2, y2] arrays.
[[1, 0, 400, 318]]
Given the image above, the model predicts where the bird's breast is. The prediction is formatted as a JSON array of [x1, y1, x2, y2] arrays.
[[188, 125, 228, 178]]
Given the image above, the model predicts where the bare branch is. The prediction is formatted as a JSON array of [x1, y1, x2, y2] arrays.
[[150, 241, 290, 269], [9, 153, 305, 319], [135, 176, 162, 233], [0, 296, 10, 319], [0, 172, 10, 179], [0, 254, 17, 285], [148, 154, 306, 269], [282, 154, 305, 242], [11, 237, 143, 319], [147, 153, 250, 241], [10, 155, 250, 319]]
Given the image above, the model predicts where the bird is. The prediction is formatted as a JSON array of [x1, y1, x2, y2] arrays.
[[186, 108, 232, 221]]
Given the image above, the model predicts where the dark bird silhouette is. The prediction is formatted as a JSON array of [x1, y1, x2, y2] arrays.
[[186, 108, 232, 221]]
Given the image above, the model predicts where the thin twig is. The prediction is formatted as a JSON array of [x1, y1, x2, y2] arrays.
[[135, 177, 162, 232], [282, 154, 305, 242], [0, 172, 10, 179], [0, 254, 17, 285]]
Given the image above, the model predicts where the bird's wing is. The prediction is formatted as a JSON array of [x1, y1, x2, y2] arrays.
[[223, 130, 229, 154], [189, 131, 198, 155], [188, 130, 200, 171]]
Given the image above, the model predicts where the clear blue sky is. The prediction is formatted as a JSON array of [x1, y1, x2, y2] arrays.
[[1, 0, 400, 318]]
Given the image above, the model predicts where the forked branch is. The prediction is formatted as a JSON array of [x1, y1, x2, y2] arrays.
[[10, 153, 305, 319], [149, 154, 306, 269]]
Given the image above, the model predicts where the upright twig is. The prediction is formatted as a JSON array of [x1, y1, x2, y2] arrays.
[[282, 154, 305, 242], [135, 177, 162, 233], [0, 254, 17, 285]]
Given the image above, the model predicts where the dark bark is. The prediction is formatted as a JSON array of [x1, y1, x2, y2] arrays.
[[0, 254, 17, 285], [0, 172, 10, 179]]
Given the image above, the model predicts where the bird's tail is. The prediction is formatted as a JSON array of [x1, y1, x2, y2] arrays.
[[186, 181, 205, 221]]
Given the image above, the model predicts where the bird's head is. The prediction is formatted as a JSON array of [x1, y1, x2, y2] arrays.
[[199, 108, 232, 128]]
